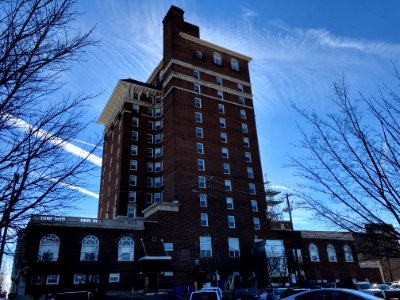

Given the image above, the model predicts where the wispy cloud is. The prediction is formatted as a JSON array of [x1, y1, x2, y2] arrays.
[[54, 179, 99, 199], [241, 8, 257, 22]]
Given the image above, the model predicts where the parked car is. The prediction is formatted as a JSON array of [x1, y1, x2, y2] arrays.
[[356, 282, 386, 298], [190, 290, 222, 300], [258, 287, 287, 300], [280, 288, 383, 300], [372, 283, 400, 300], [234, 287, 260, 300], [201, 287, 223, 299]]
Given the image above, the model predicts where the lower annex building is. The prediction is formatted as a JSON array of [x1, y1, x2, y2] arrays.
[[10, 5, 388, 299]]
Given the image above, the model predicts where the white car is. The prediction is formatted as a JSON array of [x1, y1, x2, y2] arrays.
[[190, 289, 222, 300], [200, 287, 223, 299], [281, 288, 382, 300]]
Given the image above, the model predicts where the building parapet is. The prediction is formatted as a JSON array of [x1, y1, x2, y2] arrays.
[[30, 215, 145, 230], [301, 230, 354, 240]]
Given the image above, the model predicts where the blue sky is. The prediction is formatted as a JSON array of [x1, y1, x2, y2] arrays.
[[64, 0, 400, 230]]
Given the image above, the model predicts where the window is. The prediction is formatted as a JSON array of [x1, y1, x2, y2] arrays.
[[253, 217, 260, 230], [243, 137, 250, 147], [148, 121, 154, 130], [129, 175, 137, 186], [74, 274, 86, 285], [228, 215, 235, 228], [154, 177, 162, 188], [199, 194, 207, 207], [213, 52, 222, 65], [201, 213, 208, 226], [46, 274, 59, 285], [130, 160, 137, 170], [146, 193, 153, 204], [216, 77, 222, 85], [197, 143, 204, 154], [242, 123, 248, 133], [198, 159, 205, 171], [225, 180, 232, 191], [147, 177, 153, 188], [194, 83, 201, 93], [131, 131, 138, 141], [237, 84, 244, 92], [344, 245, 354, 262], [249, 183, 256, 195], [220, 132, 228, 143], [38, 234, 60, 261], [309, 243, 320, 262], [251, 200, 258, 212], [247, 167, 254, 178], [198, 176, 206, 188], [154, 147, 162, 158], [327, 244, 337, 262], [154, 120, 162, 130], [196, 127, 203, 138], [154, 192, 162, 202], [226, 197, 234, 209], [131, 145, 138, 156], [231, 58, 239, 71], [223, 163, 230, 174], [132, 104, 139, 114], [128, 191, 136, 202], [239, 97, 245, 105], [218, 103, 225, 114], [240, 109, 247, 119], [193, 69, 200, 79], [80, 235, 99, 261], [219, 118, 226, 128], [195, 112, 202, 123], [154, 108, 162, 117], [200, 236, 212, 257], [222, 147, 229, 159], [154, 162, 162, 172], [109, 273, 120, 283], [132, 117, 139, 127], [154, 133, 162, 143], [195, 97, 202, 108], [245, 152, 252, 162], [147, 162, 153, 172], [118, 237, 134, 261], [217, 90, 223, 99], [228, 238, 240, 257], [195, 50, 203, 60], [164, 243, 174, 252]]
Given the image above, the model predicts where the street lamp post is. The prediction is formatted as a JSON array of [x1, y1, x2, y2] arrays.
[[285, 193, 300, 285]]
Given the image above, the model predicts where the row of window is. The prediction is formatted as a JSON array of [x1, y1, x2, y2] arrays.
[[129, 175, 164, 188], [193, 69, 245, 92], [194, 112, 248, 133], [308, 243, 354, 262], [193, 83, 246, 106], [200, 213, 260, 230], [131, 132, 164, 143], [128, 91, 161, 104], [195, 51, 240, 72], [198, 195, 258, 211], [197, 176, 256, 194]]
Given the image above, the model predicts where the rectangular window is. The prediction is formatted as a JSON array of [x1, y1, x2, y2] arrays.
[[147, 177, 153, 188], [222, 147, 229, 159], [237, 84, 244, 92], [131, 131, 138, 141], [199, 194, 207, 207], [225, 180, 232, 192], [195, 112, 202, 123], [245, 152, 252, 162], [197, 143, 204, 154], [129, 191, 136, 202], [147, 148, 153, 158], [226, 197, 234, 209], [154, 133, 162, 143], [223, 163, 230, 175], [200, 236, 212, 257], [228, 238, 241, 258], [219, 118, 226, 128], [243, 137, 250, 148], [46, 274, 59, 285], [242, 123, 248, 133], [148, 108, 153, 116], [198, 159, 205, 171], [193, 69, 200, 79], [216, 77, 222, 85], [218, 104, 225, 114], [131, 145, 138, 156], [147, 162, 153, 172], [239, 97, 245, 105], [228, 215, 236, 228], [240, 109, 246, 119], [249, 183, 256, 195], [127, 203, 136, 219], [132, 117, 139, 127], [154, 147, 162, 158], [196, 127, 203, 138], [73, 274, 86, 285], [247, 167, 254, 178], [194, 83, 201, 93], [155, 96, 161, 104], [154, 162, 162, 172], [251, 200, 258, 211], [201, 213, 208, 226], [154, 177, 162, 188], [148, 121, 154, 130], [132, 104, 140, 114], [147, 134, 154, 144], [220, 132, 228, 143], [194, 97, 202, 108], [154, 120, 162, 129], [146, 193, 153, 203], [154, 192, 162, 202], [164, 243, 174, 252], [109, 273, 120, 283], [217, 90, 223, 99], [129, 175, 137, 186], [253, 217, 261, 230], [195, 51, 203, 60], [130, 160, 137, 170], [198, 176, 206, 188], [154, 108, 162, 117]]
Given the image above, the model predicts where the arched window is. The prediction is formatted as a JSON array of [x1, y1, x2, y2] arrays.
[[309, 243, 319, 262], [80, 235, 99, 261], [118, 236, 134, 261], [344, 245, 354, 262], [195, 50, 203, 60], [38, 234, 60, 261], [327, 244, 337, 262], [230, 58, 239, 71], [213, 52, 222, 65]]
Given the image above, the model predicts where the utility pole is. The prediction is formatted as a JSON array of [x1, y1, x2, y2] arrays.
[[286, 193, 300, 285]]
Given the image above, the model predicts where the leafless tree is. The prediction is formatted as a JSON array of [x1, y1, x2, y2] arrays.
[[290, 68, 400, 257], [0, 0, 98, 270]]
